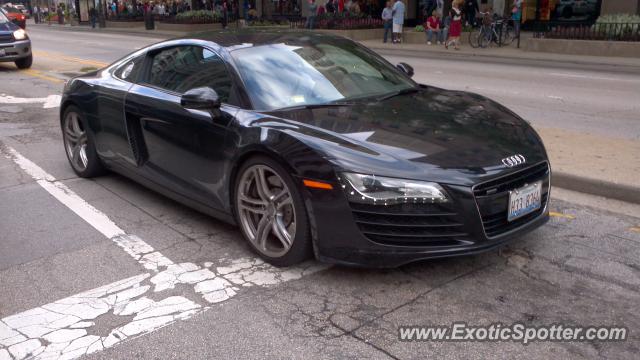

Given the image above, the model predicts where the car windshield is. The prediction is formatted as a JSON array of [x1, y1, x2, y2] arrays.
[[0, 9, 8, 22], [229, 39, 416, 110]]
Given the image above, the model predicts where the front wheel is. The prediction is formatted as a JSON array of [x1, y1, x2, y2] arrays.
[[62, 106, 106, 178], [234, 156, 312, 267], [15, 54, 33, 69]]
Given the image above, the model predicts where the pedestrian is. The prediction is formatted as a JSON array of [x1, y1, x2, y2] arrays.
[[381, 1, 393, 43], [57, 5, 64, 25], [464, 0, 478, 27], [511, 0, 522, 38], [89, 6, 97, 28], [305, 0, 317, 30], [222, 0, 229, 29], [445, 0, 462, 50], [391, 0, 405, 43], [326, 0, 335, 13], [424, 0, 436, 18], [425, 10, 442, 45]]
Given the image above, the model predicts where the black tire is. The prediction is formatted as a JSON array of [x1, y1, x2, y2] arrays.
[[469, 28, 481, 48], [479, 28, 491, 48], [61, 105, 106, 178], [234, 155, 312, 267], [500, 24, 515, 46], [15, 54, 33, 69]]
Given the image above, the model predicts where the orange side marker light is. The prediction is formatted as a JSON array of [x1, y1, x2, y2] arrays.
[[303, 179, 334, 190]]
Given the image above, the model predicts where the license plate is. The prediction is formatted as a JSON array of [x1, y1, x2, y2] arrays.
[[508, 181, 542, 221], [0, 49, 6, 57]]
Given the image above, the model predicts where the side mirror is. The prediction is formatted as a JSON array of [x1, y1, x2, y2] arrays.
[[180, 87, 221, 110], [397, 62, 414, 78]]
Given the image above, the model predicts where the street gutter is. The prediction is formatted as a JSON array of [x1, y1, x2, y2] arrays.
[[553, 172, 640, 206]]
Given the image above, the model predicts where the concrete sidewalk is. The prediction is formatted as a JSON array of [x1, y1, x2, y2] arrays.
[[360, 40, 640, 70], [28, 21, 640, 205]]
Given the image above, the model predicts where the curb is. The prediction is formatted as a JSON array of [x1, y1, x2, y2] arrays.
[[365, 45, 640, 73], [552, 171, 640, 205]]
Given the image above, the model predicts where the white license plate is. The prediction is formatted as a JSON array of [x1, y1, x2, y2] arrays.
[[508, 181, 542, 222], [0, 49, 6, 57]]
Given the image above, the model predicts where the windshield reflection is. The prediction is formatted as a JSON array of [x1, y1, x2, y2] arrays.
[[230, 39, 415, 110]]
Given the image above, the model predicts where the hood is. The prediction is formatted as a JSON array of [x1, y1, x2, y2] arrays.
[[0, 19, 18, 33], [264, 87, 547, 186]]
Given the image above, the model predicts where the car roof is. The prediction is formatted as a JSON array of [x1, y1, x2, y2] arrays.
[[179, 30, 348, 50]]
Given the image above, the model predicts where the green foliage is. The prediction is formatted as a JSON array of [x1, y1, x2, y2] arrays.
[[175, 10, 220, 24], [414, 25, 425, 32]]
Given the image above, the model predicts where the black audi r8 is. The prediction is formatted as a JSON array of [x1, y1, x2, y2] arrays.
[[60, 31, 550, 267]]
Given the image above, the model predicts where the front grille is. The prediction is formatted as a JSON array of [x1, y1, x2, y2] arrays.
[[0, 34, 14, 43], [350, 202, 471, 247], [474, 162, 550, 238]]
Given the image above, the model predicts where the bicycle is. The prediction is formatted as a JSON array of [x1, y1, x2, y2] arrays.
[[469, 13, 515, 48]]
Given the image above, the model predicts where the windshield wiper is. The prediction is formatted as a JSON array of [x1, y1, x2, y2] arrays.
[[376, 87, 421, 101], [273, 101, 356, 112]]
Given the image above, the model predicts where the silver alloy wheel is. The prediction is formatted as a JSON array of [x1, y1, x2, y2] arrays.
[[63, 111, 89, 172], [236, 164, 296, 258]]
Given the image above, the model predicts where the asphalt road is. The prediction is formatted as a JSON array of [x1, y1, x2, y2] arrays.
[[0, 27, 639, 359]]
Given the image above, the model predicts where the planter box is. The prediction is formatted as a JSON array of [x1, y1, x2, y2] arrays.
[[312, 28, 470, 44], [525, 38, 640, 58], [315, 28, 384, 41], [155, 22, 224, 32], [105, 20, 144, 29]]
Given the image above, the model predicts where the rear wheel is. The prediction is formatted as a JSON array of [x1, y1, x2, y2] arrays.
[[234, 156, 311, 267], [15, 54, 32, 69], [500, 23, 515, 45], [62, 106, 105, 178]]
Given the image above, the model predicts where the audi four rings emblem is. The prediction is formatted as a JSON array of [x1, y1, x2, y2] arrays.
[[501, 154, 526, 167]]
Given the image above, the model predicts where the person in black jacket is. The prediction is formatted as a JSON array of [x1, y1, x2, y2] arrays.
[[464, 0, 478, 26]]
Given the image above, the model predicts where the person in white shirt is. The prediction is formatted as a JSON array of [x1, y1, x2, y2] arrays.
[[391, 0, 405, 43], [381, 1, 393, 43]]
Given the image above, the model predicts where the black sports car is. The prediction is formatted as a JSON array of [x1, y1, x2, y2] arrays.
[[60, 31, 550, 267]]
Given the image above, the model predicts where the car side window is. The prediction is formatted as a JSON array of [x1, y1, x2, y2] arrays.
[[146, 46, 233, 103], [115, 56, 143, 83]]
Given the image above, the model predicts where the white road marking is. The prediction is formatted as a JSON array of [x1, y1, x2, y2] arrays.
[[0, 95, 61, 109], [0, 146, 329, 359], [547, 95, 563, 100], [548, 72, 639, 82]]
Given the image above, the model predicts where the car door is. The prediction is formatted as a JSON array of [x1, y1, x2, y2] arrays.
[[92, 54, 145, 166], [123, 45, 239, 210]]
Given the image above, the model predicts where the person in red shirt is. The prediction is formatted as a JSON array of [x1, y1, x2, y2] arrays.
[[424, 10, 442, 45]]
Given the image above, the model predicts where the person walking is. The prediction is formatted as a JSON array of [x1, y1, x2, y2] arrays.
[[464, 0, 478, 27], [511, 0, 523, 39], [424, 0, 436, 18], [381, 1, 393, 43], [424, 10, 442, 45], [306, 0, 318, 29], [391, 0, 405, 43], [445, 0, 462, 50], [222, 0, 229, 29], [89, 6, 97, 28]]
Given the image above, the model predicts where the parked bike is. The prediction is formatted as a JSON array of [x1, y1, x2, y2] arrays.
[[469, 12, 515, 48]]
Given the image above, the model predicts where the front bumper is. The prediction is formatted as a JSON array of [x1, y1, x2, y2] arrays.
[[0, 39, 31, 62], [305, 162, 550, 268]]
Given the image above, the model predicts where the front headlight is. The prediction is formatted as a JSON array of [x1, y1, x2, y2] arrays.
[[340, 172, 449, 205], [13, 29, 28, 40]]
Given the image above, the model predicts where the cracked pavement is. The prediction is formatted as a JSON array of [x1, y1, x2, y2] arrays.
[[1, 26, 639, 359]]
